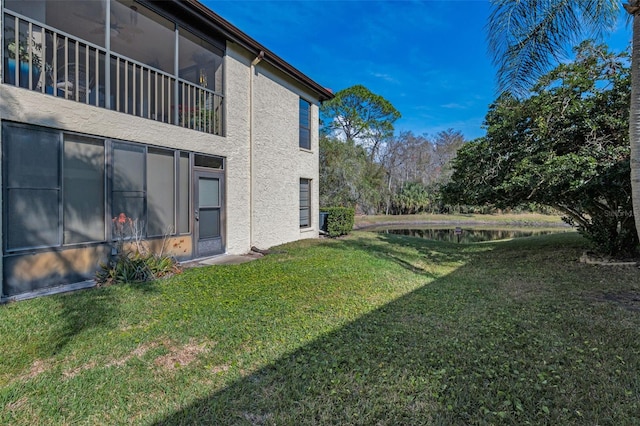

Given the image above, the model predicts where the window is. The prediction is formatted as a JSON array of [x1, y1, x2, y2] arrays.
[[3, 125, 110, 250], [5, 0, 107, 47], [299, 98, 311, 150], [112, 142, 145, 228], [300, 178, 311, 228], [147, 148, 175, 236], [63, 135, 105, 244], [198, 177, 221, 238], [2, 123, 226, 253], [178, 152, 190, 234], [3, 124, 61, 250], [178, 28, 224, 91], [194, 154, 224, 169], [111, 0, 175, 73]]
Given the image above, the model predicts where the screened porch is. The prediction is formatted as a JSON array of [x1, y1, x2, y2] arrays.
[[2, 0, 224, 135]]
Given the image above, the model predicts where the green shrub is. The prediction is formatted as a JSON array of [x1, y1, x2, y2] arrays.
[[321, 207, 355, 238]]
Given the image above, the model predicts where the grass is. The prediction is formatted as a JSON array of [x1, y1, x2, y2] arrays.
[[354, 212, 567, 229], [1, 231, 639, 424]]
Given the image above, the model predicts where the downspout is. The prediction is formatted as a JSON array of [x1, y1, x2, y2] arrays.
[[249, 50, 264, 248]]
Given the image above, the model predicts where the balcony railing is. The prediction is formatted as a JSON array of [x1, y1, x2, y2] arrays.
[[2, 11, 224, 136]]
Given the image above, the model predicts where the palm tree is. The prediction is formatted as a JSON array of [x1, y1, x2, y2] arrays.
[[487, 0, 640, 248]]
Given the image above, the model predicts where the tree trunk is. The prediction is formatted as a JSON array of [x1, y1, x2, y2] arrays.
[[630, 9, 640, 250]]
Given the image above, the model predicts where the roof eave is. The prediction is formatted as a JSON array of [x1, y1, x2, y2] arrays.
[[177, 0, 334, 102]]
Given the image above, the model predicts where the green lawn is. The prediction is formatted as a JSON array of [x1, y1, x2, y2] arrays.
[[354, 212, 567, 229], [1, 232, 639, 425]]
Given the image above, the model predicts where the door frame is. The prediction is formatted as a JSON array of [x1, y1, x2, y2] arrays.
[[193, 169, 225, 258]]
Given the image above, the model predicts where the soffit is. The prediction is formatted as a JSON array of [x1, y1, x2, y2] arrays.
[[147, 0, 334, 102]]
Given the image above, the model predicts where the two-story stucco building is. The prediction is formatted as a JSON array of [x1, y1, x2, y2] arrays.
[[0, 0, 333, 300]]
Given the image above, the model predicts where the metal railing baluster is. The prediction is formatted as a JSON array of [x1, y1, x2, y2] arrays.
[[115, 57, 120, 111], [13, 16, 19, 86], [27, 22, 33, 89], [4, 12, 224, 135], [74, 40, 79, 101], [147, 67, 151, 119], [125, 60, 128, 112], [40, 26, 45, 93], [85, 44, 89, 104]]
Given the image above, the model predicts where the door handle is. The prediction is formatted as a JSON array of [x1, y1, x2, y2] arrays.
[[195, 210, 199, 221]]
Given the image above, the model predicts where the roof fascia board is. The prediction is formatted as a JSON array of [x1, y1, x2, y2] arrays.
[[153, 0, 334, 101]]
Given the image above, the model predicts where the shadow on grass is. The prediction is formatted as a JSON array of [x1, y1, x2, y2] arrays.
[[154, 278, 464, 424], [0, 88, 164, 357], [154, 233, 640, 425], [326, 232, 472, 278], [46, 281, 161, 356]]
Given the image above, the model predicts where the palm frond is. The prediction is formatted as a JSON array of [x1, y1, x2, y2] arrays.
[[488, 0, 619, 97]]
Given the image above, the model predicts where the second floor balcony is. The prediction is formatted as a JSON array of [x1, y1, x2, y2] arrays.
[[2, 0, 224, 136]]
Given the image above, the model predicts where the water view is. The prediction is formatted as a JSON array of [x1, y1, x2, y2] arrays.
[[376, 227, 572, 243]]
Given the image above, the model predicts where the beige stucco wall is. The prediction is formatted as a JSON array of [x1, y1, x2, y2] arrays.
[[251, 60, 320, 248]]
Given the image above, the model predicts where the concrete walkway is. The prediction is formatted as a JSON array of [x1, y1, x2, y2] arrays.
[[184, 252, 264, 267]]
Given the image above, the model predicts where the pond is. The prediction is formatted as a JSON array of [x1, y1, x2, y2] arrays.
[[374, 226, 571, 243]]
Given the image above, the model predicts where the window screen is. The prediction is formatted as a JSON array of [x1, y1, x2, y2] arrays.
[[178, 152, 190, 234], [299, 98, 311, 150], [199, 209, 220, 239], [178, 27, 224, 91], [147, 148, 175, 236], [300, 178, 311, 228], [197, 176, 220, 239], [63, 135, 105, 244], [194, 154, 223, 169], [112, 142, 145, 227], [3, 124, 61, 250]]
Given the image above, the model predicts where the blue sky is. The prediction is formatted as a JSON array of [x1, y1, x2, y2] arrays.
[[205, 0, 632, 141]]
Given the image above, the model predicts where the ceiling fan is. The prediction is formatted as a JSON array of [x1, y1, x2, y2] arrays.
[[75, 9, 143, 44]]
